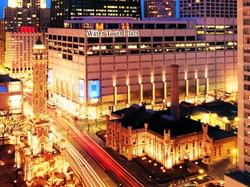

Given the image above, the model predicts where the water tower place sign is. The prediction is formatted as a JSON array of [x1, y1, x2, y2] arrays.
[[86, 30, 140, 37]]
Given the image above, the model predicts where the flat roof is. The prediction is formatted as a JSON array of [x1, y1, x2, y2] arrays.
[[180, 101, 237, 120], [0, 74, 20, 83], [112, 105, 236, 139], [225, 171, 250, 186], [65, 16, 188, 24]]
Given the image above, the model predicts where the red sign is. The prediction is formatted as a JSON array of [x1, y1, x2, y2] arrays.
[[19, 26, 36, 33]]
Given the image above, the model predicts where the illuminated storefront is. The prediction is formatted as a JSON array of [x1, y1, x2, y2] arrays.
[[0, 75, 23, 115]]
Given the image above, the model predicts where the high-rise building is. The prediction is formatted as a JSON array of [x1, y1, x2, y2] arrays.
[[237, 0, 250, 172], [179, 0, 237, 18], [5, 0, 50, 32], [8, 0, 46, 8], [224, 1, 250, 186], [50, 0, 141, 28], [144, 0, 176, 18], [4, 30, 45, 78]]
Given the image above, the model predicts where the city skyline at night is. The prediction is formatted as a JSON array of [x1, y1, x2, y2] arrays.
[[0, 0, 249, 186]]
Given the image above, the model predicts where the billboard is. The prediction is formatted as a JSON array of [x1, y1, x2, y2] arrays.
[[0, 85, 7, 93], [79, 79, 84, 98], [88, 80, 100, 99]]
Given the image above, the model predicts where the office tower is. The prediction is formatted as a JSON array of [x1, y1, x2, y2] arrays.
[[144, 0, 176, 18], [179, 0, 236, 18], [238, 0, 250, 173], [8, 0, 46, 8], [47, 17, 237, 119], [224, 1, 250, 186], [50, 0, 141, 28], [5, 0, 50, 32], [179, 0, 237, 100], [5, 31, 45, 78]]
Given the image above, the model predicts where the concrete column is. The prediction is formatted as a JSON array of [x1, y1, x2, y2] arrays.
[[206, 78, 209, 99], [152, 82, 155, 104], [140, 83, 143, 104], [114, 86, 117, 107], [196, 78, 199, 97], [163, 81, 167, 101], [185, 79, 189, 99], [127, 85, 131, 106], [170, 64, 180, 119]]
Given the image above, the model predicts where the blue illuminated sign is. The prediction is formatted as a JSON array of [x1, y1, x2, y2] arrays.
[[88, 80, 100, 99], [0, 85, 7, 93], [79, 79, 84, 98]]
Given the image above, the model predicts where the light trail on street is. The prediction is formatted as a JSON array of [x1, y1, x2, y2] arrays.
[[66, 121, 144, 187], [54, 132, 107, 187]]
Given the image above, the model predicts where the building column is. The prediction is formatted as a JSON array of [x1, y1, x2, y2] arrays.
[[185, 79, 189, 100], [113, 86, 117, 109], [127, 85, 131, 106], [152, 82, 155, 105], [126, 76, 130, 106], [195, 71, 199, 103], [140, 84, 143, 104], [163, 81, 167, 102], [196, 78, 199, 100], [151, 72, 155, 105], [205, 78, 209, 100]]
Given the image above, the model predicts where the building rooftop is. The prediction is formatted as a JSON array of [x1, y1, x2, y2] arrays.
[[225, 171, 250, 186], [180, 101, 237, 120], [112, 105, 235, 140], [0, 74, 20, 83]]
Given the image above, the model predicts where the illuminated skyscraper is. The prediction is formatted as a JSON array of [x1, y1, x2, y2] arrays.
[[144, 0, 176, 18], [50, 0, 141, 28], [235, 0, 250, 175], [5, 0, 49, 32], [8, 0, 46, 8], [224, 1, 250, 186]]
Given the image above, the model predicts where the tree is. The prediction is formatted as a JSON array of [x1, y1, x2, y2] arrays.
[[0, 114, 22, 146]]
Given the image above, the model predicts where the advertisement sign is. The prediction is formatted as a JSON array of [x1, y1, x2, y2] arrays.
[[79, 79, 84, 98], [88, 80, 100, 99], [0, 86, 7, 93], [86, 30, 139, 38]]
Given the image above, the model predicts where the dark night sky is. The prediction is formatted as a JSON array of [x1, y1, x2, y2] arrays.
[[0, 0, 51, 18]]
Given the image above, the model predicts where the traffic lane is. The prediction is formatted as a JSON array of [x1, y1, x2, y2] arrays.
[[67, 122, 143, 187]]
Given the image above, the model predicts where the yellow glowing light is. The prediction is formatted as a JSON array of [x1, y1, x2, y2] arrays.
[[197, 175, 204, 180], [198, 169, 204, 174], [154, 163, 157, 166], [138, 75, 142, 84], [148, 160, 152, 163], [179, 165, 182, 169], [141, 157, 147, 160]]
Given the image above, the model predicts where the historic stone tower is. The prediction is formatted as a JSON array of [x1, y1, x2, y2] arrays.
[[32, 37, 47, 119]]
